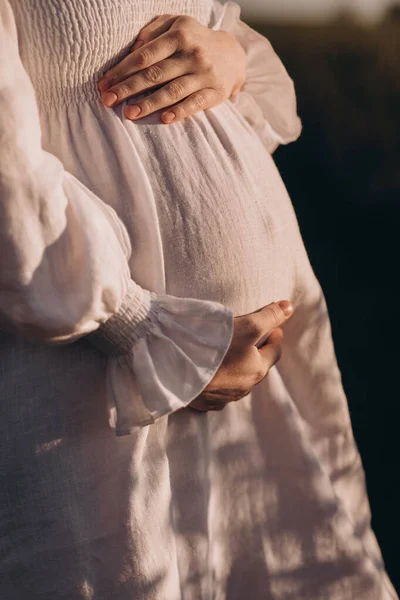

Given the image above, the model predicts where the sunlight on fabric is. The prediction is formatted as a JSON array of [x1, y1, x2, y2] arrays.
[[35, 438, 63, 455]]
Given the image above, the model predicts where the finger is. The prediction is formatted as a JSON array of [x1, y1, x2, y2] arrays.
[[104, 58, 189, 111], [124, 74, 204, 120], [255, 330, 272, 349], [98, 31, 179, 94], [246, 301, 294, 346], [188, 398, 212, 412], [130, 15, 178, 52], [161, 87, 222, 123], [257, 328, 284, 372], [188, 402, 208, 413], [189, 400, 226, 412]]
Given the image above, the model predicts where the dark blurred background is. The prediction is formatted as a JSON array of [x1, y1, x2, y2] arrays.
[[240, 0, 400, 592]]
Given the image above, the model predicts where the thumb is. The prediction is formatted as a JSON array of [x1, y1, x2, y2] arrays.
[[248, 300, 293, 347]]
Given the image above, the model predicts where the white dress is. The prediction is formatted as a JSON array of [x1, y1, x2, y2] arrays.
[[0, 1, 396, 599]]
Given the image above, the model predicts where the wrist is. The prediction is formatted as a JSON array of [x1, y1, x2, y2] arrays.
[[88, 281, 160, 356], [224, 31, 246, 96]]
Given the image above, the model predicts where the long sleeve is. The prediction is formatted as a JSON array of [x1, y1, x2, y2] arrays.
[[210, 0, 302, 153], [0, 1, 234, 434]]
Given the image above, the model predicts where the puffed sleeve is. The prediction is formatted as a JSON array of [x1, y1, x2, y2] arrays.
[[0, 0, 234, 434], [210, 0, 302, 153]]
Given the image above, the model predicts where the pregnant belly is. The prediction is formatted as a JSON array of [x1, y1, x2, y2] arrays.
[[138, 101, 300, 315], [42, 97, 302, 317]]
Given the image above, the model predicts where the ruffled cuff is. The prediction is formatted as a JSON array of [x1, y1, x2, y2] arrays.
[[90, 281, 234, 435], [88, 280, 158, 356], [210, 0, 302, 153]]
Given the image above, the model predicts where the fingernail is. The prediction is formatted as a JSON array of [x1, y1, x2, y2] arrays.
[[278, 301, 294, 317], [126, 105, 141, 119], [163, 112, 175, 123], [102, 91, 118, 107]]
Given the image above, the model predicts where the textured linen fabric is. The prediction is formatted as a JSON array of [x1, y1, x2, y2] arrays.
[[0, 1, 397, 599]]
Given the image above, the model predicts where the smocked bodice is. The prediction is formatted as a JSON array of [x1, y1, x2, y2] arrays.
[[10, 0, 213, 110]]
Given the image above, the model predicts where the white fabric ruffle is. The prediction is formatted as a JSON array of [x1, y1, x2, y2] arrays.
[[211, 0, 302, 153], [105, 290, 234, 435]]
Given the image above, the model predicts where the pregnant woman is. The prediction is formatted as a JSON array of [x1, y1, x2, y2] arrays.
[[0, 1, 396, 598]]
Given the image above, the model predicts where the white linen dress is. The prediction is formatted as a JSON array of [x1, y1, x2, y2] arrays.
[[0, 1, 397, 599]]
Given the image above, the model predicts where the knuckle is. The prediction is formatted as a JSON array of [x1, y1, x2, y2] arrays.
[[143, 64, 164, 84], [192, 93, 206, 109], [136, 48, 153, 67], [253, 365, 266, 384], [244, 317, 263, 339], [191, 46, 211, 69], [176, 15, 196, 27], [140, 98, 153, 113], [174, 27, 191, 47], [166, 80, 185, 99]]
